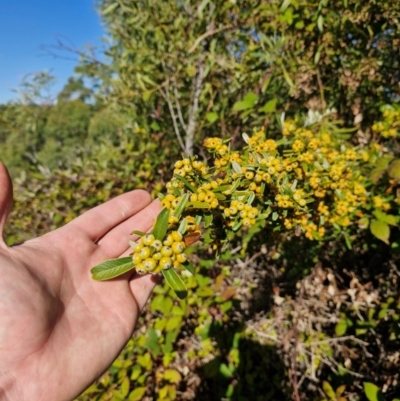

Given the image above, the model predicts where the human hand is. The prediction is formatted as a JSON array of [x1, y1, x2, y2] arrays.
[[0, 162, 162, 401]]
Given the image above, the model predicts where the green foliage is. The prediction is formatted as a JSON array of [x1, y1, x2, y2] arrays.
[[92, 0, 400, 158]]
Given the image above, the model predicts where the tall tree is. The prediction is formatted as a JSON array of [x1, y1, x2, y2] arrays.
[[92, 0, 400, 155]]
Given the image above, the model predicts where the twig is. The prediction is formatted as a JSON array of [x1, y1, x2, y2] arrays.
[[188, 24, 234, 53], [185, 61, 205, 156], [173, 79, 187, 131], [159, 85, 186, 154]]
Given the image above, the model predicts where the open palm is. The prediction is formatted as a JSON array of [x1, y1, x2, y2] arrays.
[[0, 162, 161, 401]]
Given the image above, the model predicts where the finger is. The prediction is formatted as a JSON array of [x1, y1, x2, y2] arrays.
[[0, 162, 13, 241], [96, 199, 162, 259], [129, 273, 160, 311], [70, 190, 152, 242]]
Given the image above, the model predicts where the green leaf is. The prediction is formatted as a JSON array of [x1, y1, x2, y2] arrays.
[[388, 159, 400, 180], [198, 0, 211, 17], [182, 261, 195, 275], [204, 213, 213, 228], [335, 319, 347, 336], [214, 192, 226, 200], [173, 174, 196, 192], [232, 92, 259, 111], [213, 184, 231, 193], [102, 2, 118, 15], [363, 382, 385, 401], [178, 218, 188, 234], [376, 156, 393, 169], [370, 219, 390, 244], [231, 161, 242, 174], [131, 230, 146, 237], [120, 377, 130, 398], [370, 167, 385, 184], [91, 257, 135, 280], [163, 369, 182, 384], [317, 15, 324, 31], [129, 387, 147, 401], [152, 208, 169, 241], [373, 210, 398, 226], [206, 112, 218, 123], [188, 201, 210, 209], [323, 381, 336, 400], [219, 363, 234, 378], [259, 98, 277, 113], [162, 269, 188, 299], [165, 315, 182, 331], [174, 193, 189, 218]]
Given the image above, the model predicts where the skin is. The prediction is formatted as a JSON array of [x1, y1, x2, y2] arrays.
[[0, 162, 162, 401]]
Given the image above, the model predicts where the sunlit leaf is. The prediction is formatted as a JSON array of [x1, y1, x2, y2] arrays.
[[152, 208, 169, 241], [173, 193, 189, 218], [162, 269, 188, 299], [182, 261, 195, 275], [363, 382, 385, 401], [370, 219, 390, 244], [91, 257, 134, 280], [129, 387, 147, 401], [163, 369, 182, 384], [131, 230, 146, 237]]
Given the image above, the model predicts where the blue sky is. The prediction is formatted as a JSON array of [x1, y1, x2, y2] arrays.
[[0, 0, 105, 104]]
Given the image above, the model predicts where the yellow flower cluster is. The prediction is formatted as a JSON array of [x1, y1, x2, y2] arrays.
[[372, 106, 399, 138], [146, 109, 399, 276]]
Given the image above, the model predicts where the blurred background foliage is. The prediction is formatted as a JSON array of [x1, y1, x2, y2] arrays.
[[1, 0, 400, 400]]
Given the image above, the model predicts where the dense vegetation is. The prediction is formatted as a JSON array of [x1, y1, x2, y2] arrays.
[[2, 0, 400, 400]]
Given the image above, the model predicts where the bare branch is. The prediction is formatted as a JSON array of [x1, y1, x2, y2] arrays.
[[159, 85, 187, 154], [173, 79, 187, 131], [185, 61, 205, 156]]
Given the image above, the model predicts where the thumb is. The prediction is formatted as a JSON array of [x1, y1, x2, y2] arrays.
[[0, 162, 13, 241]]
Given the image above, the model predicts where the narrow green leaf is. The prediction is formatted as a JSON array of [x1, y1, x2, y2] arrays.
[[188, 201, 210, 209], [213, 185, 231, 192], [174, 193, 189, 218], [322, 381, 336, 400], [91, 257, 135, 281], [247, 192, 256, 205], [213, 192, 226, 200], [131, 230, 146, 237], [102, 2, 118, 15], [224, 179, 241, 194], [198, 0, 211, 17], [178, 218, 188, 234], [173, 174, 196, 192], [317, 15, 324, 31], [231, 161, 242, 174], [204, 213, 213, 228], [232, 220, 242, 231], [153, 208, 170, 241], [182, 261, 195, 275], [162, 269, 188, 299], [370, 219, 390, 244]]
